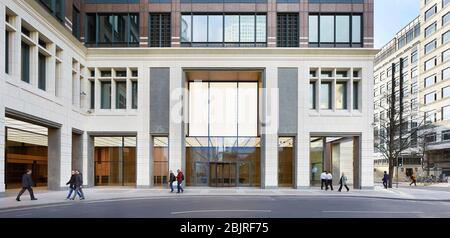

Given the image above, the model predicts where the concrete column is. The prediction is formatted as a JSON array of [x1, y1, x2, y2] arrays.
[[297, 67, 310, 188], [137, 67, 151, 187], [169, 67, 184, 174], [360, 132, 374, 189], [261, 67, 278, 188], [0, 3, 6, 194], [72, 133, 83, 172], [48, 125, 72, 190], [86, 134, 95, 187], [81, 132, 91, 186]]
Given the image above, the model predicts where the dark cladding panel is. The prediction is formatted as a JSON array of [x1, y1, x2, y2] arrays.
[[278, 68, 298, 134], [150, 68, 170, 134]]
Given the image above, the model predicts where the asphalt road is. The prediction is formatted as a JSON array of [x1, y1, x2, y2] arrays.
[[0, 196, 449, 218]]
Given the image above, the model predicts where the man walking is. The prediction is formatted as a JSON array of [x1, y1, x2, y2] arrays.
[[382, 171, 389, 189], [71, 170, 85, 200], [326, 171, 333, 191], [338, 172, 350, 192], [66, 170, 82, 199], [169, 170, 176, 193], [176, 169, 184, 194], [16, 169, 37, 201], [320, 171, 327, 190], [410, 173, 417, 186]]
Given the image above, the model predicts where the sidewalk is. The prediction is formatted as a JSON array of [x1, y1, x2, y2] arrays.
[[1, 185, 449, 210]]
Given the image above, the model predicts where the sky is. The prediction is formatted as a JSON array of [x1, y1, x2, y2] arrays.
[[375, 0, 421, 49]]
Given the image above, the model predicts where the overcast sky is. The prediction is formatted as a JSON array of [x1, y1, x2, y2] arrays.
[[374, 0, 420, 49]]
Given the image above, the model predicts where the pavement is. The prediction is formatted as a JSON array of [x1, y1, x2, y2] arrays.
[[0, 182, 449, 211]]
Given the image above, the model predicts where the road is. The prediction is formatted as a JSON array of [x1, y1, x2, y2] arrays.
[[1, 195, 449, 218]]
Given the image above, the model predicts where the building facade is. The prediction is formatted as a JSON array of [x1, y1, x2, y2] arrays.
[[0, 0, 375, 194], [374, 0, 450, 180]]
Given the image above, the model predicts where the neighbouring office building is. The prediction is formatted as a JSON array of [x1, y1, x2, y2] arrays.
[[374, 0, 450, 180], [0, 0, 376, 194]]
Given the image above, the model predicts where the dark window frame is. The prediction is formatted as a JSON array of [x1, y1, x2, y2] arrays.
[[149, 13, 172, 47], [277, 13, 299, 48]]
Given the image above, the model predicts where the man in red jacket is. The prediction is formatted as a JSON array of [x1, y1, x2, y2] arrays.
[[176, 169, 184, 194]]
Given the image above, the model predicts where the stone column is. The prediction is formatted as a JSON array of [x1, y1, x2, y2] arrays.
[[136, 67, 151, 187], [0, 3, 6, 195], [261, 67, 278, 188], [48, 125, 72, 190], [297, 67, 310, 188], [169, 67, 184, 175]]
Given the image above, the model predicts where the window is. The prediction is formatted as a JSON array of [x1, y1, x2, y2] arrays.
[[411, 98, 418, 110], [310, 82, 316, 109], [425, 40, 436, 54], [425, 22, 436, 37], [402, 57, 409, 68], [90, 81, 95, 109], [321, 70, 333, 78], [277, 13, 299, 47], [336, 82, 347, 109], [309, 13, 362, 47], [443, 106, 450, 121], [132, 81, 138, 109], [21, 42, 30, 83], [443, 12, 450, 26], [412, 67, 418, 79], [38, 53, 46, 91], [425, 111, 436, 124], [5, 30, 9, 74], [116, 81, 126, 109], [101, 81, 112, 109], [445, 0, 450, 7], [320, 82, 331, 109], [181, 14, 266, 47], [353, 81, 359, 110], [442, 130, 450, 141], [444, 68, 450, 81], [443, 30, 450, 44], [442, 85, 450, 98], [72, 6, 80, 39], [425, 57, 436, 71], [149, 13, 171, 47], [425, 75, 436, 87], [411, 50, 418, 63], [425, 5, 437, 21], [425, 133, 436, 143], [39, 0, 65, 22], [86, 13, 139, 47], [443, 49, 450, 62], [425, 92, 436, 104]]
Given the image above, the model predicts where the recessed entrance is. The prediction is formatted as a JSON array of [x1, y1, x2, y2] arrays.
[[209, 162, 236, 187]]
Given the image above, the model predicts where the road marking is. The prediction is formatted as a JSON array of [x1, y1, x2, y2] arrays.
[[171, 210, 272, 215], [322, 211, 424, 214]]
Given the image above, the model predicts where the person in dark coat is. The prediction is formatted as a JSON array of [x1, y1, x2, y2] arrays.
[[70, 170, 85, 200], [338, 172, 350, 192], [66, 170, 82, 199], [176, 169, 184, 194], [16, 169, 37, 201], [169, 170, 176, 193], [382, 171, 389, 189]]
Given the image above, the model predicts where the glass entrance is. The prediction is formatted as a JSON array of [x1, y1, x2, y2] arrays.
[[209, 162, 237, 187]]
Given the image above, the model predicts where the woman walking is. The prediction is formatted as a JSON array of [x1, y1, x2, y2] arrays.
[[338, 172, 350, 192]]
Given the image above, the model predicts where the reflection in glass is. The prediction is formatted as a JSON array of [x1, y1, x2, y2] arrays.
[[336, 82, 347, 110], [336, 16, 349, 43], [278, 137, 294, 187], [238, 83, 258, 136], [101, 81, 111, 109], [310, 137, 323, 186], [320, 82, 331, 109], [225, 15, 239, 42], [116, 81, 126, 109], [193, 15, 207, 42], [153, 137, 168, 187], [352, 15, 361, 43], [320, 15, 334, 43], [240, 15, 255, 42], [181, 15, 191, 42], [256, 15, 266, 42], [208, 15, 223, 42], [309, 15, 318, 43], [310, 82, 316, 109], [188, 82, 208, 136]]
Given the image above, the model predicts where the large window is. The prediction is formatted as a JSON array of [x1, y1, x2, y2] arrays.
[[444, 12, 450, 26], [277, 13, 299, 47], [425, 40, 436, 54], [443, 106, 450, 121], [72, 6, 80, 39], [425, 22, 436, 37], [443, 30, 450, 44], [38, 0, 65, 22], [181, 14, 266, 47], [86, 13, 139, 47], [116, 81, 126, 109], [149, 13, 171, 47], [443, 85, 450, 98], [336, 82, 347, 109], [443, 49, 450, 62], [443, 68, 450, 81], [309, 13, 362, 47], [425, 57, 436, 71], [278, 137, 294, 187], [153, 137, 168, 187], [425, 92, 436, 105], [425, 5, 437, 21], [21, 42, 30, 83], [320, 82, 332, 109], [101, 81, 111, 109], [425, 75, 436, 87]]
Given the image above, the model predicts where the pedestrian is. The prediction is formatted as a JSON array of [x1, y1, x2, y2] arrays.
[[66, 170, 82, 199], [16, 169, 37, 201], [382, 171, 389, 189], [176, 169, 184, 194], [71, 170, 85, 200], [338, 172, 350, 192], [169, 170, 176, 193], [409, 173, 417, 186], [320, 171, 327, 190], [326, 171, 333, 191]]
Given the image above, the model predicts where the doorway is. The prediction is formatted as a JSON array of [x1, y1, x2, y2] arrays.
[[209, 162, 237, 187]]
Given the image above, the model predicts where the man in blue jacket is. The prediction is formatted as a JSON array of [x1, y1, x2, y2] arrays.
[[16, 169, 38, 201], [382, 171, 389, 189]]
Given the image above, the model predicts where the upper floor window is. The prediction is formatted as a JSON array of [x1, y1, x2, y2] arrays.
[[72, 6, 81, 40], [425, 57, 437, 71], [425, 22, 436, 37], [149, 13, 171, 47], [425, 5, 437, 21], [444, 12, 450, 26], [277, 13, 299, 47], [424, 40, 437, 54], [85, 13, 139, 47], [411, 49, 418, 63], [444, 0, 450, 7], [38, 0, 65, 22], [309, 13, 362, 48], [443, 30, 450, 44], [181, 14, 266, 47]]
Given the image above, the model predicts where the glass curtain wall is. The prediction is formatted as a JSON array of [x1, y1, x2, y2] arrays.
[[186, 80, 260, 187], [94, 137, 136, 186]]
